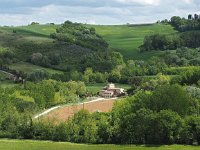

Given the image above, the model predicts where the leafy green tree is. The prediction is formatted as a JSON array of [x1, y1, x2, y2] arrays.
[[120, 108, 154, 144], [108, 69, 121, 83], [147, 110, 183, 144], [183, 116, 200, 145], [66, 110, 98, 143], [150, 84, 192, 116]]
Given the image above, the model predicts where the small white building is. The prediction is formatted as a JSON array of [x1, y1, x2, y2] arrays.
[[99, 83, 126, 98], [99, 90, 114, 98]]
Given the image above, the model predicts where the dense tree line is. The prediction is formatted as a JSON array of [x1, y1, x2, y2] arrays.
[[170, 14, 200, 32], [1, 84, 200, 145], [139, 34, 182, 52], [0, 80, 86, 111], [140, 14, 200, 52], [139, 32, 200, 52], [164, 47, 200, 66]]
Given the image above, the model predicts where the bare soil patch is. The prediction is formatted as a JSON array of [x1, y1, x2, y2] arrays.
[[40, 99, 116, 122]]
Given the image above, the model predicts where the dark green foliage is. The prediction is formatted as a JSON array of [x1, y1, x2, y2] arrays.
[[27, 70, 50, 82], [180, 31, 200, 48], [180, 68, 200, 85], [140, 15, 200, 52], [30, 22, 40, 25], [115, 108, 184, 144], [51, 21, 108, 51], [184, 116, 200, 145], [147, 110, 184, 144], [65, 110, 98, 143], [109, 85, 199, 144], [0, 49, 15, 64], [120, 58, 167, 85], [140, 32, 200, 52], [150, 84, 192, 116], [30, 53, 50, 67], [0, 83, 200, 145], [170, 15, 200, 32], [140, 34, 182, 52]]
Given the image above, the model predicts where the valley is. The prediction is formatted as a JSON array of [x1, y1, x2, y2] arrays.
[[0, 13, 200, 149]]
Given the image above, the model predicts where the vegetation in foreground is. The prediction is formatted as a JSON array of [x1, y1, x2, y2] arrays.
[[0, 139, 199, 150]]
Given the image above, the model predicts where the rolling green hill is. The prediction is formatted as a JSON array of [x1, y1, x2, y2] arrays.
[[0, 22, 113, 72], [90, 23, 177, 60], [15, 23, 177, 60], [0, 23, 176, 61]]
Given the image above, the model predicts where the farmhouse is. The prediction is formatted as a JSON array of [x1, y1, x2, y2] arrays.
[[99, 83, 126, 98]]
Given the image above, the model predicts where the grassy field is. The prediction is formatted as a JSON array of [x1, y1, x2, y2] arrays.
[[0, 24, 57, 37], [86, 83, 131, 94], [9, 62, 64, 75], [0, 72, 16, 88], [0, 81, 17, 88], [0, 71, 8, 79], [15, 24, 58, 37], [0, 139, 199, 150], [90, 23, 176, 60]]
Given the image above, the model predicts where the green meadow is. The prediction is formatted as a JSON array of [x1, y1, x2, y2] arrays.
[[91, 23, 176, 60], [8, 62, 64, 75], [0, 140, 199, 150]]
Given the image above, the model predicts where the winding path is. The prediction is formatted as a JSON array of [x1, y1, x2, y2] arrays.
[[34, 106, 62, 119], [34, 97, 118, 120]]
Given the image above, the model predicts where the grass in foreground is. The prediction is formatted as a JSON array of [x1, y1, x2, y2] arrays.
[[0, 139, 199, 150]]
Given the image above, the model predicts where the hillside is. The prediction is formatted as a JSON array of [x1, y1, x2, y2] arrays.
[[0, 23, 176, 63], [0, 22, 112, 73], [15, 23, 176, 60], [89, 23, 177, 60]]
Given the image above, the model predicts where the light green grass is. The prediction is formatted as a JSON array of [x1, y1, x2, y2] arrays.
[[0, 24, 57, 37], [165, 66, 200, 75], [0, 71, 8, 79], [15, 24, 58, 37], [0, 72, 16, 88], [86, 83, 131, 94], [9, 62, 64, 75], [0, 81, 17, 88], [90, 23, 176, 60], [0, 139, 199, 150]]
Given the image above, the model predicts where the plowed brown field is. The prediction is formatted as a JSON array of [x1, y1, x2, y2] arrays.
[[40, 99, 117, 122]]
